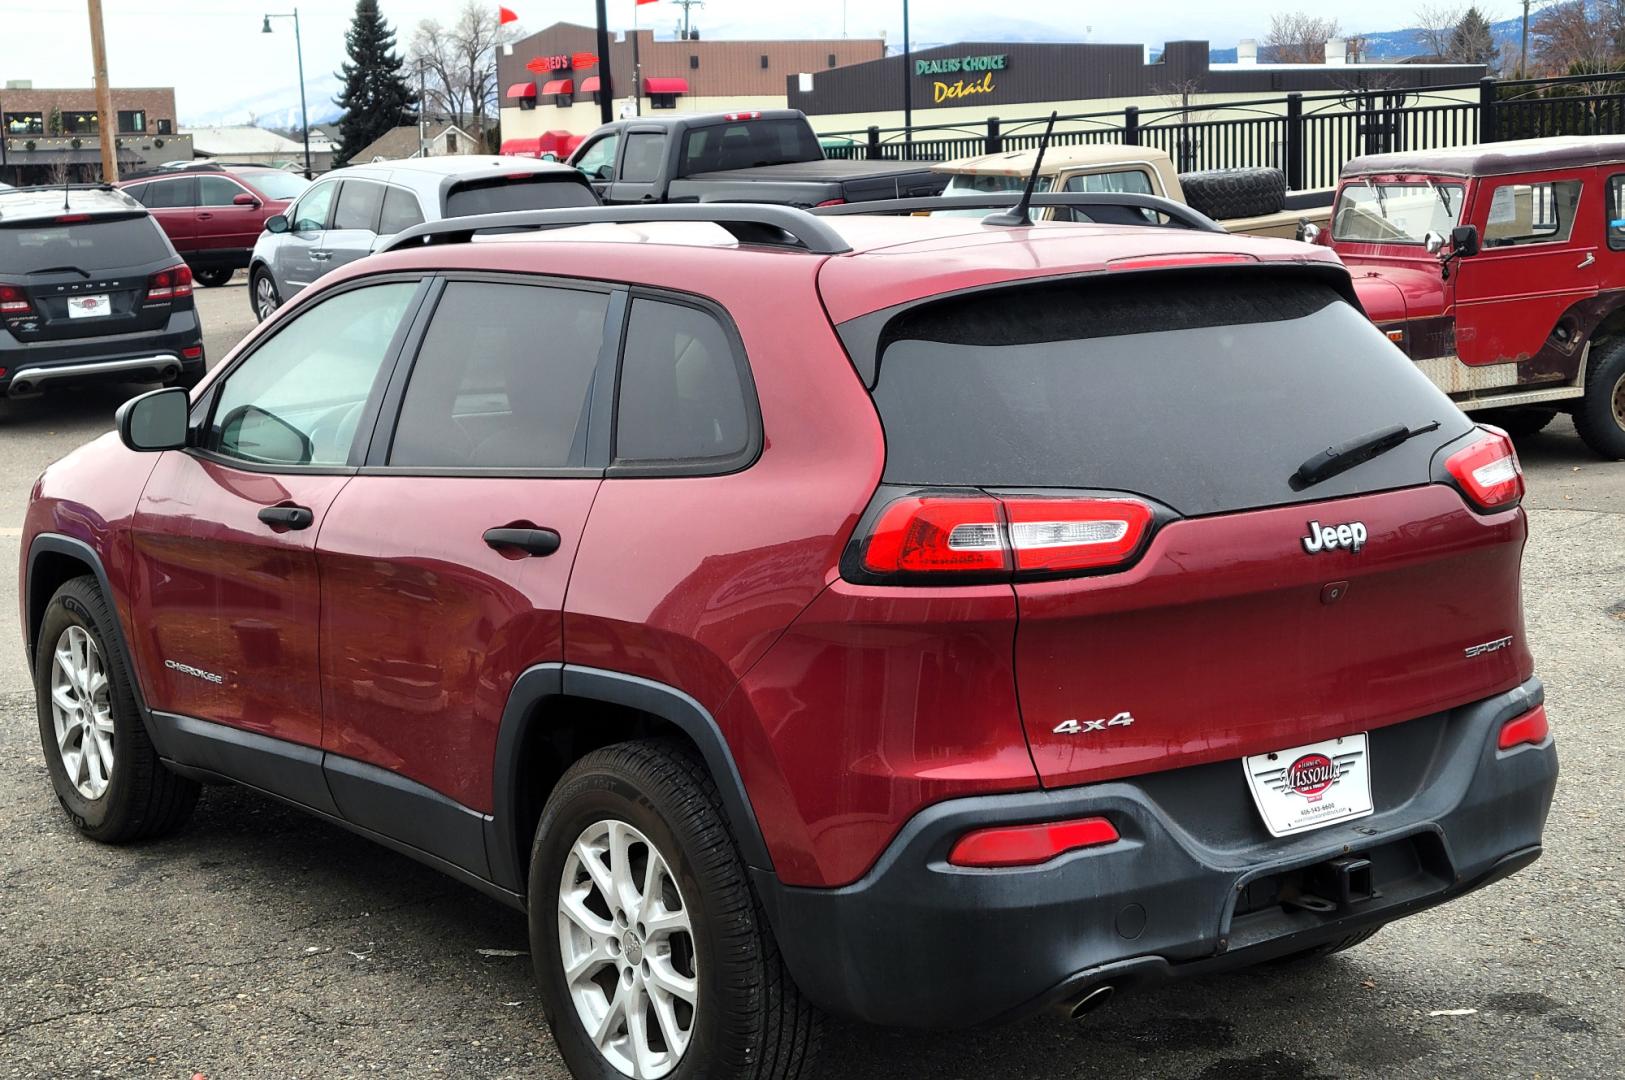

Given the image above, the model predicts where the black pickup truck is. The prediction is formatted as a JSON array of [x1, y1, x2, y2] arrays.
[[566, 109, 947, 208]]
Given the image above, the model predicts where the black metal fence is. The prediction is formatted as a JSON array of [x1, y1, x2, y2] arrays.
[[818, 71, 1625, 190]]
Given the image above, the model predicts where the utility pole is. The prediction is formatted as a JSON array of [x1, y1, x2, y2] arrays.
[[87, 0, 118, 182], [902, 0, 912, 160], [594, 0, 613, 125], [418, 61, 428, 158], [1519, 0, 1530, 78]]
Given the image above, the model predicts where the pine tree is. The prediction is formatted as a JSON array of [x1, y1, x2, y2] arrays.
[[1451, 6, 1501, 72], [333, 0, 415, 166]]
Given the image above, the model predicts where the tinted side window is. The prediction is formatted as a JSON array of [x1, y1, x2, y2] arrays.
[[207, 283, 417, 467], [292, 181, 337, 231], [619, 133, 666, 183], [142, 178, 195, 208], [122, 183, 148, 203], [615, 299, 752, 465], [389, 282, 608, 469], [379, 186, 425, 234], [334, 179, 385, 231], [198, 176, 246, 206], [1483, 179, 1582, 247]]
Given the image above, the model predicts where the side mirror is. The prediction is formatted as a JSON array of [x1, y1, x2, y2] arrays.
[[1450, 224, 1480, 257], [116, 386, 190, 452], [597, 165, 615, 182], [234, 192, 261, 207], [1424, 231, 1445, 255], [265, 214, 289, 234], [1299, 221, 1322, 244]]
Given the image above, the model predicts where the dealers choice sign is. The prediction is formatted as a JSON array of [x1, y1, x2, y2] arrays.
[[915, 53, 1008, 104]]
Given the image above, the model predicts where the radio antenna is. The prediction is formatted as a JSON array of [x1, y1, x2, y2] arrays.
[[984, 111, 1057, 228]]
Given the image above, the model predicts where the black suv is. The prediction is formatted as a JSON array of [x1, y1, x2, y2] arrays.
[[0, 184, 204, 402]]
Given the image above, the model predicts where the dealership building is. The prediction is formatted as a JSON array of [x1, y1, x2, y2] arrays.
[[790, 39, 1486, 139], [497, 22, 885, 155]]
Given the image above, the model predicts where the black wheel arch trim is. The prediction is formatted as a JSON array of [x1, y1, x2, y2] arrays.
[[485, 663, 775, 895], [24, 534, 150, 712]]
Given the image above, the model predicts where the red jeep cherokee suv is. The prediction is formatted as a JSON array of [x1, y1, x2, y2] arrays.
[[20, 199, 1558, 1080]]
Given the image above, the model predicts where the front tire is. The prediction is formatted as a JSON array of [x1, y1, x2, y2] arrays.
[[250, 267, 280, 322], [34, 576, 199, 843], [1574, 337, 1625, 459], [530, 740, 821, 1080]]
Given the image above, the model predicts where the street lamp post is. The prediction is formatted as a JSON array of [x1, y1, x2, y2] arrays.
[[902, 0, 912, 160], [263, 10, 313, 178]]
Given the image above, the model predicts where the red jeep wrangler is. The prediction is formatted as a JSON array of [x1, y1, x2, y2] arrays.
[[1324, 136, 1625, 457], [21, 198, 1557, 1080]]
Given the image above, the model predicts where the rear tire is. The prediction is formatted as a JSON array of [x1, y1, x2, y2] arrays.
[[1573, 337, 1625, 459], [530, 739, 822, 1080], [34, 576, 199, 843], [1479, 406, 1556, 439], [250, 267, 280, 322], [192, 266, 234, 288]]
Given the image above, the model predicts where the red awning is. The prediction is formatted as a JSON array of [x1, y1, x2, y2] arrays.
[[541, 78, 573, 96], [579, 76, 601, 94], [506, 81, 536, 99], [499, 138, 541, 158], [643, 77, 689, 95]]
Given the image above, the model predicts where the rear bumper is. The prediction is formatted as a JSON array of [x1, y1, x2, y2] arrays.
[[755, 678, 1556, 1029], [1, 310, 202, 396]]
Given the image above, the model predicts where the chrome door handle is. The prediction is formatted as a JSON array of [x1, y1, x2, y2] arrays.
[[310, 251, 332, 261], [1578, 252, 1596, 269]]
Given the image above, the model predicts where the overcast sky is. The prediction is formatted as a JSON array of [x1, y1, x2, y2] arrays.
[[3, 0, 1467, 123]]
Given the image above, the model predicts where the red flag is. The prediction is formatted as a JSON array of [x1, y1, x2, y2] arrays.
[[498, 6, 519, 24], [635, 0, 659, 5]]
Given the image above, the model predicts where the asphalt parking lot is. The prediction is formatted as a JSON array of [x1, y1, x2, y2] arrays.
[[0, 278, 1621, 1078]]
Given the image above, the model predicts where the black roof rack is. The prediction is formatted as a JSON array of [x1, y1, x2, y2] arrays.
[[379, 204, 853, 255], [813, 192, 1226, 233]]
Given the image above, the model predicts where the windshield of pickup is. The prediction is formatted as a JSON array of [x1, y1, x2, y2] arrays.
[[1332, 181, 1465, 244], [678, 118, 822, 176]]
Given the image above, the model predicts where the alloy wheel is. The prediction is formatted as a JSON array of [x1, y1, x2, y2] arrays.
[[558, 819, 698, 1079], [50, 625, 114, 800], [254, 275, 277, 320], [1613, 370, 1625, 430]]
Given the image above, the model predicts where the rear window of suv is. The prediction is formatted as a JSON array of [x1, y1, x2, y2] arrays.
[[870, 273, 1472, 517], [443, 175, 597, 217], [0, 214, 171, 271]]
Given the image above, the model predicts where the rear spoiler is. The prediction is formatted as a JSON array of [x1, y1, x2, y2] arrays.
[[812, 192, 1225, 233]]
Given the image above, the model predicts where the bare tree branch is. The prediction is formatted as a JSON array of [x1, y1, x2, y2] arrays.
[[1264, 12, 1342, 63]]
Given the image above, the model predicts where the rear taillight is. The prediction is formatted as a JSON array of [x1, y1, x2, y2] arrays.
[[1445, 428, 1523, 512], [0, 283, 30, 316], [815, 198, 846, 208], [146, 263, 193, 303], [1498, 704, 1549, 750], [856, 491, 1155, 582], [863, 495, 1008, 575], [948, 817, 1120, 868], [724, 111, 763, 121], [1003, 497, 1154, 573]]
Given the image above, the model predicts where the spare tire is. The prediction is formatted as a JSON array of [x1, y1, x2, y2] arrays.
[[1180, 167, 1287, 220]]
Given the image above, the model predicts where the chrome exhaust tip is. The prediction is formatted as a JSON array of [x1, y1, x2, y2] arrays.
[[1068, 984, 1114, 1020]]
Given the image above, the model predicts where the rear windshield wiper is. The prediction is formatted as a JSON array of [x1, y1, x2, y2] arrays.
[[25, 265, 91, 277], [1292, 420, 1441, 489]]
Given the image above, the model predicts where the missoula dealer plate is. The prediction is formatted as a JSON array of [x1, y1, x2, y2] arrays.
[[1243, 733, 1374, 837]]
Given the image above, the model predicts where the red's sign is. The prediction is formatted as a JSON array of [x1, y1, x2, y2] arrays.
[[526, 54, 571, 73]]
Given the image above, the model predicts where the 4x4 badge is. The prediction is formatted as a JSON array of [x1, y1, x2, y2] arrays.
[[1302, 519, 1368, 554], [1053, 711, 1134, 736]]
